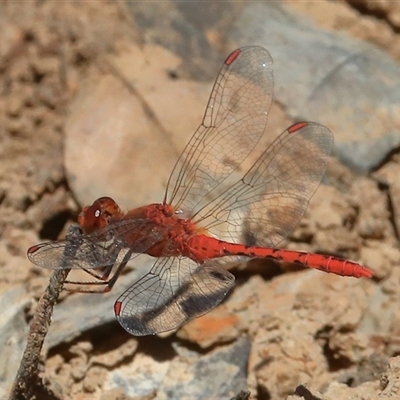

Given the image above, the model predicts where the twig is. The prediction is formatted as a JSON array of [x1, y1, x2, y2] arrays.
[[9, 226, 81, 400]]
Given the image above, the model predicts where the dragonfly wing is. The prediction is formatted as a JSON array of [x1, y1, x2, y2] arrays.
[[27, 219, 163, 270], [114, 257, 235, 336], [165, 46, 273, 214], [197, 122, 334, 247]]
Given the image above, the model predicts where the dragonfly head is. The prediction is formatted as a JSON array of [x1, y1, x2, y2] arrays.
[[78, 196, 122, 234]]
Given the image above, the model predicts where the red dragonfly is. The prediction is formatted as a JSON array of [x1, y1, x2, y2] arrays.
[[28, 46, 373, 336]]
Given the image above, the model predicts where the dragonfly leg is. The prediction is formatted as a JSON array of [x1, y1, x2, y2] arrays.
[[63, 250, 134, 294], [66, 265, 114, 282]]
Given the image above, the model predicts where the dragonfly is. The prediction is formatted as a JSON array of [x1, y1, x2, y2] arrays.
[[28, 46, 373, 336]]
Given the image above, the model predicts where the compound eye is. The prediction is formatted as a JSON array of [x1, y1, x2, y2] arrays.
[[78, 197, 121, 234], [79, 204, 106, 234]]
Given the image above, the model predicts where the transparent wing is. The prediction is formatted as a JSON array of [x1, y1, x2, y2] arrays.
[[195, 122, 334, 247], [165, 46, 273, 214], [114, 257, 235, 336], [27, 219, 163, 270]]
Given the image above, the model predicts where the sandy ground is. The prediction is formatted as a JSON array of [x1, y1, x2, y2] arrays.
[[2, 1, 400, 399]]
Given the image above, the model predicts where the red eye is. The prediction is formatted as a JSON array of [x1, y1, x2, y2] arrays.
[[79, 204, 105, 234], [78, 197, 122, 234]]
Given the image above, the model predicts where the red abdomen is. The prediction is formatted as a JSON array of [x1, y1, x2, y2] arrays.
[[185, 235, 373, 278]]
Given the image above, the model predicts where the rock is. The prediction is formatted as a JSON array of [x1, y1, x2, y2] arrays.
[[360, 244, 399, 280], [64, 43, 207, 209], [177, 304, 240, 348], [373, 157, 400, 246], [125, 0, 223, 81], [104, 350, 170, 398], [379, 356, 400, 398], [90, 338, 138, 369], [0, 286, 31, 399], [228, 2, 400, 173], [323, 380, 378, 400], [242, 271, 372, 399], [157, 337, 250, 400]]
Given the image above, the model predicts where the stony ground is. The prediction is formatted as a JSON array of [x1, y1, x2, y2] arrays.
[[1, 1, 400, 399]]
